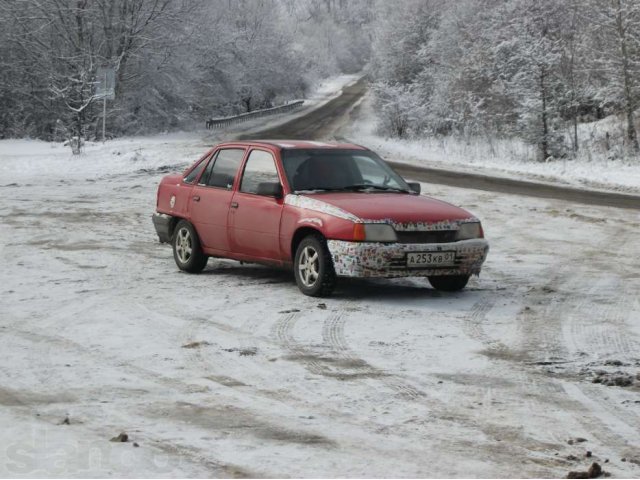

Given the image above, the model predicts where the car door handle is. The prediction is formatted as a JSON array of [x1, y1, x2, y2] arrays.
[[230, 202, 239, 209], [193, 195, 200, 202]]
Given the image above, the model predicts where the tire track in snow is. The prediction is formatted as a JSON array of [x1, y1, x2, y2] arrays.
[[174, 306, 381, 425], [553, 227, 639, 363], [517, 271, 587, 360], [565, 280, 639, 358], [321, 311, 424, 399], [454, 217, 640, 453], [510, 221, 635, 364], [271, 308, 383, 381], [459, 294, 510, 353], [271, 311, 325, 376], [457, 291, 574, 446], [530, 227, 640, 450], [551, 229, 640, 451], [269, 306, 426, 399], [178, 304, 416, 425], [561, 225, 639, 361], [314, 308, 571, 463], [8, 327, 209, 395], [561, 381, 640, 461], [8, 285, 568, 475], [177, 307, 428, 443]]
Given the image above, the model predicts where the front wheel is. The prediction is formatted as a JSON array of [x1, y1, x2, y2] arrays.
[[428, 274, 470, 292], [294, 235, 336, 297], [172, 220, 208, 273]]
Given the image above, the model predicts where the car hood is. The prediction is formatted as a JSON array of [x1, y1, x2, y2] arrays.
[[297, 192, 476, 224]]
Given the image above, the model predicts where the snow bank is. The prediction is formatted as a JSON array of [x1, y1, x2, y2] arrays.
[[305, 74, 361, 104]]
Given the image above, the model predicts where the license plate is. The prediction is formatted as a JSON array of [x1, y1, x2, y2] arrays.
[[407, 251, 456, 267]]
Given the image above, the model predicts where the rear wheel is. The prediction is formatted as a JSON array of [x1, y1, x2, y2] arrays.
[[172, 220, 208, 273], [428, 274, 470, 292], [294, 234, 336, 297]]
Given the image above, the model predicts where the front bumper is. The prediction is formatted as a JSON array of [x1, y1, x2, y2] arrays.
[[152, 213, 172, 243], [327, 238, 489, 278]]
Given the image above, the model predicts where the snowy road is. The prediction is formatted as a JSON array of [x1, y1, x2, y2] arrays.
[[386, 161, 640, 210], [1, 131, 640, 478]]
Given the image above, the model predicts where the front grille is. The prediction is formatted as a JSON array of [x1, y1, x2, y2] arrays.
[[395, 230, 457, 244]]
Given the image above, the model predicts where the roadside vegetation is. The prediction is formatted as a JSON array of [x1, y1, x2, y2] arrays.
[[370, 0, 640, 162], [0, 0, 372, 142]]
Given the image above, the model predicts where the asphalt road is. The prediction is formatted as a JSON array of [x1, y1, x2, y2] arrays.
[[238, 78, 368, 141], [387, 162, 640, 210], [241, 78, 640, 210]]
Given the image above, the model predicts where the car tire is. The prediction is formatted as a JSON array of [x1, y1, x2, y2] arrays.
[[428, 274, 470, 292], [172, 220, 208, 273], [294, 234, 336, 297]]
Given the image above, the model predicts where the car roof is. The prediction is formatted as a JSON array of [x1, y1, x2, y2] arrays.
[[215, 140, 368, 150]]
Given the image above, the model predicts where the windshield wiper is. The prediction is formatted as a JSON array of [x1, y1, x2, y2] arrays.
[[294, 187, 347, 194], [295, 185, 411, 194], [341, 184, 411, 193]]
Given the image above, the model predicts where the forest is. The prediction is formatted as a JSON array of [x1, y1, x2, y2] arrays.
[[2, 0, 640, 161], [371, 0, 640, 161], [0, 0, 372, 141]]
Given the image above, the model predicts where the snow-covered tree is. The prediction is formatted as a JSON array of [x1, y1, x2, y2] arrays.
[[369, 0, 440, 137], [367, 0, 640, 160], [585, 0, 640, 152], [0, 0, 376, 142], [491, 0, 569, 160]]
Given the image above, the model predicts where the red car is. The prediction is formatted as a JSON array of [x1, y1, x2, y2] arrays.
[[152, 140, 489, 296]]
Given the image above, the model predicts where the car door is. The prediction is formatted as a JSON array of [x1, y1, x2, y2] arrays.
[[228, 148, 284, 261], [159, 153, 210, 218], [189, 148, 246, 252]]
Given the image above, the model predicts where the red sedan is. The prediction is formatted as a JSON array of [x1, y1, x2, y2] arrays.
[[152, 140, 489, 296]]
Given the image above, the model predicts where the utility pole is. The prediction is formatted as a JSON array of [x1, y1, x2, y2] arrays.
[[96, 65, 115, 142], [103, 70, 107, 142]]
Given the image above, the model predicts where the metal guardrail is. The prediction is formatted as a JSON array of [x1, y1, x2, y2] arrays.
[[206, 100, 305, 129]]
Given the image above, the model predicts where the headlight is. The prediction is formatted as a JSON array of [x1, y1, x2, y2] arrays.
[[365, 224, 397, 242], [353, 223, 397, 242], [456, 222, 482, 240]]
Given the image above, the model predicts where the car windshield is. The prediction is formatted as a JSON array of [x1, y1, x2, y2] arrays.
[[281, 149, 411, 194]]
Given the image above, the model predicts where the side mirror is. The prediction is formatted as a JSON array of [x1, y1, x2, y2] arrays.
[[407, 182, 421, 194], [256, 182, 283, 198]]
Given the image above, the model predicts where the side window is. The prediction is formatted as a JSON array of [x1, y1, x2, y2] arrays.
[[183, 156, 209, 184], [198, 152, 216, 185], [240, 150, 280, 194], [205, 149, 245, 189]]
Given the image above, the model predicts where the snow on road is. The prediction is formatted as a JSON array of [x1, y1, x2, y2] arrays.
[[1, 130, 640, 476]]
